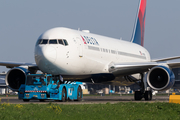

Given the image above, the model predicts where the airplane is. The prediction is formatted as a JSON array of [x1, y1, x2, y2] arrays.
[[1, 0, 180, 100], [0, 73, 6, 89]]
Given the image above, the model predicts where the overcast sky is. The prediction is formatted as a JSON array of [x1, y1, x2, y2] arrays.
[[0, 0, 180, 72]]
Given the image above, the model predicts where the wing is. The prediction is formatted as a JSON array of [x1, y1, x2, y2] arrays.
[[109, 56, 180, 76], [108, 62, 157, 76], [0, 61, 39, 70], [152, 56, 180, 62]]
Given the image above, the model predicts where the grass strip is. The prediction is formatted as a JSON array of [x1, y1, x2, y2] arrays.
[[0, 101, 180, 120]]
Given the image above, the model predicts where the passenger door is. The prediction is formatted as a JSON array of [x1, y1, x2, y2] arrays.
[[76, 37, 83, 57]]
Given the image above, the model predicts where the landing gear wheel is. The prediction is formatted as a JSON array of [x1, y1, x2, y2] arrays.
[[77, 86, 82, 101], [23, 99, 29, 102], [61, 87, 67, 102], [134, 91, 143, 100], [144, 91, 152, 101]]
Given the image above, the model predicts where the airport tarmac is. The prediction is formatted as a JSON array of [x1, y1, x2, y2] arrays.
[[0, 95, 169, 104]]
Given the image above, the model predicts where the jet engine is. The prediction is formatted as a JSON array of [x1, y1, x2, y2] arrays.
[[147, 66, 175, 91], [5, 67, 30, 91]]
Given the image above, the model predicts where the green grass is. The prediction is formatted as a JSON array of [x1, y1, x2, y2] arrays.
[[0, 101, 180, 120]]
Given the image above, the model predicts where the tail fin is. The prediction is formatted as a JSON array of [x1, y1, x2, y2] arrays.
[[131, 0, 146, 46]]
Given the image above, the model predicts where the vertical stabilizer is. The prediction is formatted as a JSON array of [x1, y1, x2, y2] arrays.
[[131, 0, 146, 46]]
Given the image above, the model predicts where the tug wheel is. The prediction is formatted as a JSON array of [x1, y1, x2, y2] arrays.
[[39, 99, 45, 102], [61, 87, 67, 102], [77, 86, 82, 101]]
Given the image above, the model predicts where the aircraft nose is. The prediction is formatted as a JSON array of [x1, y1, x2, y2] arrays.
[[40, 46, 57, 62], [35, 45, 57, 73], [35, 46, 57, 66]]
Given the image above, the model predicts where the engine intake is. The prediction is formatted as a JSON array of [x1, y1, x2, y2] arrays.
[[5, 67, 29, 91], [147, 66, 175, 91]]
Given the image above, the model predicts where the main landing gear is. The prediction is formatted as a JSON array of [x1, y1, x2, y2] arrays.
[[134, 73, 152, 101], [134, 90, 152, 100]]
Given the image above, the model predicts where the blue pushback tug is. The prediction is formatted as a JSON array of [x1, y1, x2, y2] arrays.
[[18, 74, 82, 102]]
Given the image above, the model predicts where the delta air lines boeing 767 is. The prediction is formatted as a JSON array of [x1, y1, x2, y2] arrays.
[[1, 0, 180, 100]]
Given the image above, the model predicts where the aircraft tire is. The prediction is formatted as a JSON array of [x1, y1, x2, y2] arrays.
[[61, 87, 67, 102], [134, 91, 142, 100], [144, 91, 152, 101]]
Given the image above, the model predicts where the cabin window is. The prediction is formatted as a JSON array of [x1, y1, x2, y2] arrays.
[[111, 50, 116, 54], [49, 39, 57, 44]]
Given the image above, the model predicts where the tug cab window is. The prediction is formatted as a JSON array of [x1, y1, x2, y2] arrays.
[[49, 39, 57, 44]]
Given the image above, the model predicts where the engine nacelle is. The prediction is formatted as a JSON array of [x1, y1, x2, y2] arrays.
[[147, 66, 175, 91], [5, 67, 30, 91]]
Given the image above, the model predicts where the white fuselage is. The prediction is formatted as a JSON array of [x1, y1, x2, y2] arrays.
[[34, 27, 151, 75]]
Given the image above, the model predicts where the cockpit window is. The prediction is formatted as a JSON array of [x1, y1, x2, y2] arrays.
[[58, 39, 64, 45], [38, 39, 42, 44], [49, 39, 57, 44], [38, 39, 68, 46], [39, 39, 48, 44], [63, 39, 68, 46]]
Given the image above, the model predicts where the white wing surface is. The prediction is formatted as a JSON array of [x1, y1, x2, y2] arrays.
[[0, 61, 38, 70], [109, 56, 180, 76]]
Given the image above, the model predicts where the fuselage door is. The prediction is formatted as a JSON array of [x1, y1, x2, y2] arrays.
[[76, 37, 83, 57]]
